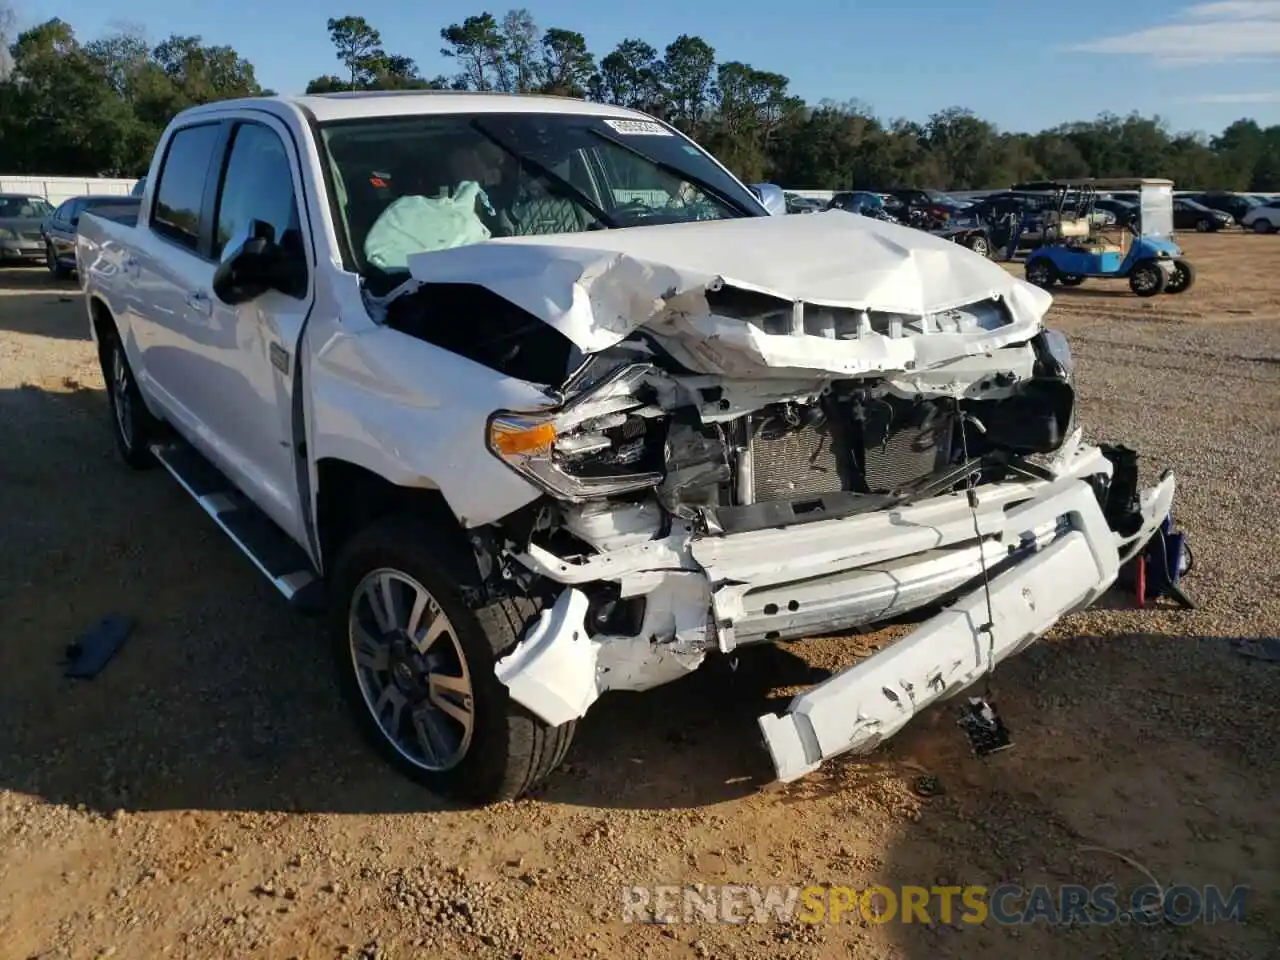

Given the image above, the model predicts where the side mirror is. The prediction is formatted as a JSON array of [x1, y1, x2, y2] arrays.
[[212, 219, 303, 305], [750, 183, 788, 217]]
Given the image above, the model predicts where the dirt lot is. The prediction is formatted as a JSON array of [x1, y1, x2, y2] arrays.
[[1, 232, 1278, 960]]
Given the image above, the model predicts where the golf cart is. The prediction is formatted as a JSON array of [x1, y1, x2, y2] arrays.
[[1015, 178, 1194, 297]]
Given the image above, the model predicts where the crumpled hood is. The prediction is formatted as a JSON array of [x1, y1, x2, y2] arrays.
[[402, 210, 1054, 377]]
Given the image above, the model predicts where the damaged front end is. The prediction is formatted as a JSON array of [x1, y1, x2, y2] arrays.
[[379, 219, 1178, 783]]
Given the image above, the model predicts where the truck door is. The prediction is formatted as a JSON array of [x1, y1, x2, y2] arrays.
[[129, 120, 226, 423], [188, 117, 316, 546]]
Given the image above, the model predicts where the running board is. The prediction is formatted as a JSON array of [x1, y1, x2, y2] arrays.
[[150, 441, 325, 615]]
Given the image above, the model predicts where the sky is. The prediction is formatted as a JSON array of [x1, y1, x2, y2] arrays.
[[14, 0, 1280, 134]]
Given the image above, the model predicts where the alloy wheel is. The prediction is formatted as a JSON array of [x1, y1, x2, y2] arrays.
[[348, 568, 475, 772]]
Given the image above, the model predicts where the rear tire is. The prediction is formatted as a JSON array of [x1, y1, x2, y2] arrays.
[[1195, 218, 1211, 233], [966, 234, 990, 257], [329, 515, 576, 806], [1128, 260, 1166, 297], [99, 326, 160, 469], [1253, 219, 1273, 234], [1164, 259, 1195, 294]]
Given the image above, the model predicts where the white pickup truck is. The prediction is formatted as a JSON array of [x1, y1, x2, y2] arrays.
[[77, 91, 1178, 805]]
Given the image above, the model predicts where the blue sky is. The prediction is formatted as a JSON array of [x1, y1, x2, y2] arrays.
[[17, 0, 1280, 133]]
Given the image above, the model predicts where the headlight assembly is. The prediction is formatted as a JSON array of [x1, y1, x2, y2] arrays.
[[487, 364, 668, 502]]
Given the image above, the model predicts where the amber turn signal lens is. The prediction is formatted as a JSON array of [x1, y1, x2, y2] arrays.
[[490, 419, 557, 457]]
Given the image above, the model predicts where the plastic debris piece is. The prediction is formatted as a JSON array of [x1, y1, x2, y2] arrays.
[[63, 615, 134, 679]]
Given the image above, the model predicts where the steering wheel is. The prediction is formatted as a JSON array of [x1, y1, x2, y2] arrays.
[[611, 199, 661, 219]]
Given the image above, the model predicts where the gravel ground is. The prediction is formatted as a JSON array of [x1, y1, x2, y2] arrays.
[[1, 232, 1278, 960]]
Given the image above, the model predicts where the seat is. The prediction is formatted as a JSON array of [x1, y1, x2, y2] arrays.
[[508, 187, 589, 236]]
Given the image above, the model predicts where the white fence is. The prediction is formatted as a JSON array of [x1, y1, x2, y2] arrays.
[[1, 175, 140, 207]]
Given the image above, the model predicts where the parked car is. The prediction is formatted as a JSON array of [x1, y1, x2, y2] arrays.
[[1241, 201, 1280, 233], [1172, 197, 1233, 232], [784, 193, 824, 214], [76, 92, 1179, 805], [0, 193, 55, 264], [826, 191, 896, 220], [1094, 197, 1139, 230], [41, 194, 142, 279], [1189, 191, 1259, 225], [877, 188, 967, 224]]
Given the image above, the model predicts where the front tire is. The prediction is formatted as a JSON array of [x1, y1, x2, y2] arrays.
[[1253, 218, 1273, 234], [99, 327, 159, 469], [45, 243, 72, 280], [1128, 260, 1166, 297], [1164, 259, 1195, 294], [329, 515, 576, 805], [1025, 258, 1057, 288]]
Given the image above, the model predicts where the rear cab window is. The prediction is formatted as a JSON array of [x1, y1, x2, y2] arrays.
[[150, 123, 223, 251]]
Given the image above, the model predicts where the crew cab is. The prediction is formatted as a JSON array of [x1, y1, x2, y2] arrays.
[[77, 92, 1179, 805]]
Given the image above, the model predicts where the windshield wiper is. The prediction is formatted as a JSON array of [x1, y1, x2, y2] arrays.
[[469, 119, 618, 229], [588, 128, 755, 217]]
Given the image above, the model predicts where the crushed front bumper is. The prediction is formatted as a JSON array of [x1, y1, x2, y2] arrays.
[[495, 432, 1177, 782]]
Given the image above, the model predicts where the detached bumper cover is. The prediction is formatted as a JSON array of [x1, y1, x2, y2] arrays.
[[760, 470, 1174, 781]]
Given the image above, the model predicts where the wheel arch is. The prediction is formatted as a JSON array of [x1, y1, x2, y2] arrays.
[[313, 458, 481, 584], [88, 295, 115, 355]]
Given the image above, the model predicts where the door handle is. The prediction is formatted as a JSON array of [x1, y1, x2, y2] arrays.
[[186, 289, 211, 314]]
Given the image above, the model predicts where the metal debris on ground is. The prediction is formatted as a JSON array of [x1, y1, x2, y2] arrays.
[[958, 696, 1013, 757]]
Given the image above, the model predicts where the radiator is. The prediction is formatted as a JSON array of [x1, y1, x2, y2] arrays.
[[750, 416, 847, 500], [861, 400, 954, 493]]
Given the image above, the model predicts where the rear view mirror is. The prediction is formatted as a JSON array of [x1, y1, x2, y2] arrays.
[[212, 219, 305, 305]]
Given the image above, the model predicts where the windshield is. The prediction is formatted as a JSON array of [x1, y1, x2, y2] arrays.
[[0, 196, 53, 218], [1179, 199, 1210, 211], [317, 111, 761, 280]]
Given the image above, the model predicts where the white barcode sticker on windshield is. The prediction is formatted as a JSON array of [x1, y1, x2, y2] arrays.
[[603, 118, 673, 136]]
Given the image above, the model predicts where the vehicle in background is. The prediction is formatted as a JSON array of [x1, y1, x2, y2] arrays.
[[76, 93, 1180, 806], [41, 195, 142, 279], [826, 191, 897, 221], [1241, 200, 1280, 233], [0, 194, 55, 264], [1020, 178, 1194, 297], [1171, 197, 1233, 232], [1094, 197, 1139, 230], [1189, 191, 1259, 225], [878, 188, 968, 224], [130, 178, 147, 198], [784, 193, 825, 214]]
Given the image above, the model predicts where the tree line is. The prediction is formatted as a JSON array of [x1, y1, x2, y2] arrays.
[[2, 7, 1278, 191]]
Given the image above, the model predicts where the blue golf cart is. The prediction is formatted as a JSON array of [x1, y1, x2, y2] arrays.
[[1015, 178, 1194, 297]]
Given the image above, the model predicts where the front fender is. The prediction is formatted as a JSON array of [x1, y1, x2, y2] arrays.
[[307, 324, 549, 529]]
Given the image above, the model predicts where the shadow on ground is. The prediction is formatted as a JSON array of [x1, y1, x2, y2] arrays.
[[0, 382, 823, 815], [857, 625, 1280, 960], [0, 266, 88, 339]]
